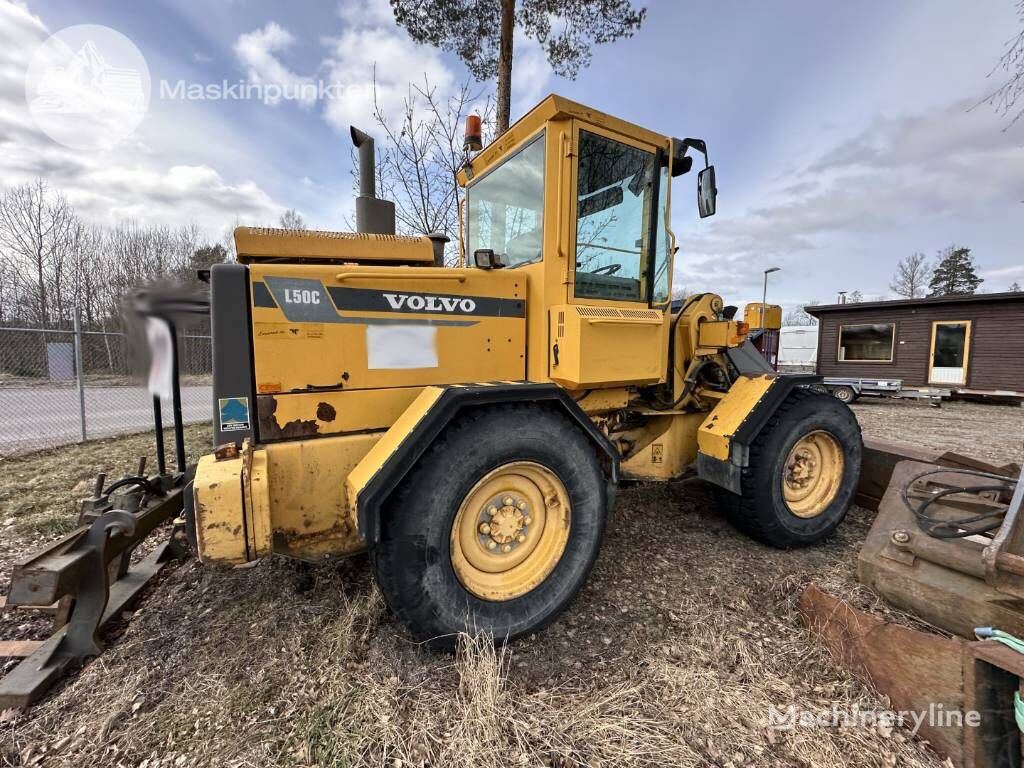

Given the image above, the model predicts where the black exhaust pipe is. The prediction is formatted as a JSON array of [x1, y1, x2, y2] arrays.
[[350, 126, 396, 236]]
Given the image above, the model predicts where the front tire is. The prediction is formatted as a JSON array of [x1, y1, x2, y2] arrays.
[[372, 405, 608, 649], [714, 389, 861, 547]]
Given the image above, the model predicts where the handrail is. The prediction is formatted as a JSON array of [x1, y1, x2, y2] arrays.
[[557, 132, 569, 259], [335, 271, 467, 283]]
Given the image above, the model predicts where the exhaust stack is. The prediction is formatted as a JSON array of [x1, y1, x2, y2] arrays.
[[350, 126, 396, 235]]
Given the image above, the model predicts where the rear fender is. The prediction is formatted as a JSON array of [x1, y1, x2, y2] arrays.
[[346, 382, 620, 545]]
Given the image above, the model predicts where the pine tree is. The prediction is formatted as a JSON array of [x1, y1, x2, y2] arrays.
[[927, 245, 983, 296], [390, 0, 646, 135]]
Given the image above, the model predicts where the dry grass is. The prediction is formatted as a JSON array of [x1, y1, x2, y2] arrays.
[[7, 399, 1020, 767]]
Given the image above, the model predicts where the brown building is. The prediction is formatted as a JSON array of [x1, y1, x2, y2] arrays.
[[805, 292, 1024, 397]]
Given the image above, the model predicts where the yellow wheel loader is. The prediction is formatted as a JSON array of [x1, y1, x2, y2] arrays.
[[186, 95, 862, 647]]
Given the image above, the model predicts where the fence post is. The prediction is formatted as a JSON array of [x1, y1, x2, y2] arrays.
[[73, 309, 87, 442]]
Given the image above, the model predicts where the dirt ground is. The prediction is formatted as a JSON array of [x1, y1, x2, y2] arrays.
[[0, 399, 1019, 767], [850, 398, 1023, 466]]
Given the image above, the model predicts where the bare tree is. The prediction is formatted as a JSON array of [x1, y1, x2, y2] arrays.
[[0, 179, 76, 326], [889, 252, 930, 298], [279, 208, 307, 230], [1008, 281, 1022, 292], [983, 0, 1024, 126], [366, 75, 495, 266], [784, 303, 818, 326], [847, 290, 864, 303]]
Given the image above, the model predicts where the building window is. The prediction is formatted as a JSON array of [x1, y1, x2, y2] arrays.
[[838, 323, 895, 362]]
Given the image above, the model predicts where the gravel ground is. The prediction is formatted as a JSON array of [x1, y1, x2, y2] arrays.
[[851, 398, 1023, 466], [1, 399, 1019, 767]]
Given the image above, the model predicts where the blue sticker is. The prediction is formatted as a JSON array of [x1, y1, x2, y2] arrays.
[[219, 397, 250, 432]]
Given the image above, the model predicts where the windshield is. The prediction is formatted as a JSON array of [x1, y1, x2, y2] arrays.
[[466, 133, 545, 268]]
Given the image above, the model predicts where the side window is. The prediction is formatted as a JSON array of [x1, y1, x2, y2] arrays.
[[651, 165, 670, 304], [466, 133, 545, 268], [574, 130, 657, 302]]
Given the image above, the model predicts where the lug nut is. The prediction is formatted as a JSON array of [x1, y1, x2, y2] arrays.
[[486, 540, 497, 551], [523, 516, 532, 526], [502, 544, 512, 553], [487, 506, 497, 516], [517, 534, 526, 543], [503, 496, 514, 506], [891, 530, 911, 545], [479, 523, 491, 535], [517, 500, 527, 510]]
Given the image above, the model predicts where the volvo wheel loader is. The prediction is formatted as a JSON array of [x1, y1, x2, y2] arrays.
[[188, 95, 863, 647]]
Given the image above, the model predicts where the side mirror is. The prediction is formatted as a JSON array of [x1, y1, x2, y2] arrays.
[[698, 165, 717, 218]]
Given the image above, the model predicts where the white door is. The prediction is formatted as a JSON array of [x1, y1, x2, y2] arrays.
[[929, 321, 970, 385]]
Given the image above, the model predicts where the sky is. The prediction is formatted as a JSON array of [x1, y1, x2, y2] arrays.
[[1, 0, 1022, 312]]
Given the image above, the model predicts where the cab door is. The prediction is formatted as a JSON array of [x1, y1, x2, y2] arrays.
[[548, 120, 672, 389]]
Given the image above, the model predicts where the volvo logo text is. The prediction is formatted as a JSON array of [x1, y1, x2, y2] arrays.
[[383, 293, 477, 313]]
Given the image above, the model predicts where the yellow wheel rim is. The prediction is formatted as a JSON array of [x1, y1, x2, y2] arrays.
[[782, 430, 844, 518], [450, 461, 571, 602]]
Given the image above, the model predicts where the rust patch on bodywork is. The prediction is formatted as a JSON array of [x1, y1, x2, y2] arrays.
[[316, 401, 337, 422], [257, 394, 319, 439], [271, 517, 364, 561]]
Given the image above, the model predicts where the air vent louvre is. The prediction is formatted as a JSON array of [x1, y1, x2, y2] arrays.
[[574, 306, 621, 318], [619, 309, 662, 320]]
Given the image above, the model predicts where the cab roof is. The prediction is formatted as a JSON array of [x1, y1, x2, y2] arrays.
[[458, 94, 671, 186]]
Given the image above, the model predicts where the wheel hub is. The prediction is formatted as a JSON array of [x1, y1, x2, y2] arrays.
[[450, 462, 571, 602], [781, 430, 844, 519], [786, 448, 817, 488], [479, 496, 531, 549]]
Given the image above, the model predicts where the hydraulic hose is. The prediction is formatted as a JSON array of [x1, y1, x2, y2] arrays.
[[900, 467, 1017, 539]]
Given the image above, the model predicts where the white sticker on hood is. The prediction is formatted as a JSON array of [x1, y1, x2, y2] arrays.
[[366, 325, 439, 369]]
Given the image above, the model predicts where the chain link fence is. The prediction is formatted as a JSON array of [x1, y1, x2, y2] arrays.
[[0, 325, 212, 456]]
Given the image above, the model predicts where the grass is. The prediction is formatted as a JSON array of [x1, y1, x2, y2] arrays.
[[7, 401, 1018, 766]]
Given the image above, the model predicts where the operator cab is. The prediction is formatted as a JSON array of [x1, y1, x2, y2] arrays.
[[456, 95, 717, 387], [460, 98, 716, 307]]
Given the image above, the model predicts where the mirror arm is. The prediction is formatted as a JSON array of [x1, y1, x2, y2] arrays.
[[679, 138, 710, 169]]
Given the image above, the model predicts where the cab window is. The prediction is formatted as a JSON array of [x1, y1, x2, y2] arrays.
[[574, 130, 662, 303], [466, 133, 545, 268]]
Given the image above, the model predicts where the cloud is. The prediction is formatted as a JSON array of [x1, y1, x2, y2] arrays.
[[981, 264, 1024, 283], [233, 22, 315, 106], [510, 32, 552, 119], [0, 1, 285, 235], [336, 0, 395, 29], [675, 97, 1024, 298], [320, 2, 455, 130]]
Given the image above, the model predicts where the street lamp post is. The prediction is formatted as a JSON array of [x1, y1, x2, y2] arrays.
[[761, 267, 781, 328]]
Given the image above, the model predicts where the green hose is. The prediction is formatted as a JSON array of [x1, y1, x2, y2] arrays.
[[975, 627, 1024, 732]]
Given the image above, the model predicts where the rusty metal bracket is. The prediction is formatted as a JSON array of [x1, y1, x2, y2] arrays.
[[0, 482, 187, 710], [801, 583, 1024, 767]]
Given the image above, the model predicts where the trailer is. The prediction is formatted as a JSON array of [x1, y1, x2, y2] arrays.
[[821, 376, 902, 403]]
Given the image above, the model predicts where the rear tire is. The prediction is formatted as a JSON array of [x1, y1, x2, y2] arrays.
[[372, 405, 608, 649], [713, 389, 861, 547]]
